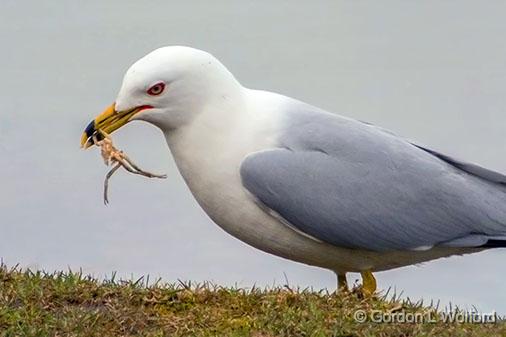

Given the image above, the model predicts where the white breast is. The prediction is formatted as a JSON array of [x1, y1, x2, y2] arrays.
[[164, 88, 286, 238]]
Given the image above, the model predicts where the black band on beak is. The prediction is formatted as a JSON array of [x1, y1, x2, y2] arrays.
[[83, 120, 104, 146], [84, 120, 96, 138]]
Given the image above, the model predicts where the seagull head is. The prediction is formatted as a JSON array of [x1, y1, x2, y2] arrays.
[[81, 46, 241, 148]]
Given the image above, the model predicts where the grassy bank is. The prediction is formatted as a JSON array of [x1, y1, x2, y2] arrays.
[[0, 264, 504, 336]]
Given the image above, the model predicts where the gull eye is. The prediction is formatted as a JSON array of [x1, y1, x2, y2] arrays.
[[147, 82, 165, 96]]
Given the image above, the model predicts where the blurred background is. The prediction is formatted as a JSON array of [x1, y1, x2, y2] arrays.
[[2, 0, 506, 313]]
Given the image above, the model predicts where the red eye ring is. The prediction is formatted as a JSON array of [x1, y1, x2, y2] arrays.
[[147, 82, 165, 96]]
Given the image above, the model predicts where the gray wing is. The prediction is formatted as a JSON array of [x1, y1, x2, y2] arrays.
[[411, 143, 506, 184], [240, 102, 506, 252]]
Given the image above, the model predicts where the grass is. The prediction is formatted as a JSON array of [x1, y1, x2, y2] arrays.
[[0, 264, 504, 337]]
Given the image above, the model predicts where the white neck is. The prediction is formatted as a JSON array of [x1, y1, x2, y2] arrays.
[[161, 88, 287, 228]]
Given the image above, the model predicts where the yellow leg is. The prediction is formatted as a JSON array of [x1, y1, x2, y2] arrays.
[[360, 270, 377, 296], [337, 272, 348, 292]]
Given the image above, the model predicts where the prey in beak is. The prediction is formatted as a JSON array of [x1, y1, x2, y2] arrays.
[[80, 103, 152, 148], [80, 102, 165, 204]]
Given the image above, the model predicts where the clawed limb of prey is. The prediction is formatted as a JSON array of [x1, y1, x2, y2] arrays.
[[92, 131, 167, 205]]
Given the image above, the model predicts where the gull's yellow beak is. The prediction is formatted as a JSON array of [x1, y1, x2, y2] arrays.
[[80, 103, 151, 149]]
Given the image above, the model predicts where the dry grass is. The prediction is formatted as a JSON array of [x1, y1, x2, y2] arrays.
[[0, 264, 504, 336]]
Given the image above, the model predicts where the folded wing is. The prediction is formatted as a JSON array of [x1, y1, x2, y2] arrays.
[[240, 104, 506, 251]]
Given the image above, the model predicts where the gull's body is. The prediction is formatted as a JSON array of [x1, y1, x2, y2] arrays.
[[164, 88, 478, 273], [83, 46, 506, 292]]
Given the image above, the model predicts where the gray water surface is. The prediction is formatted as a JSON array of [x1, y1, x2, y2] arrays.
[[1, 1, 506, 314]]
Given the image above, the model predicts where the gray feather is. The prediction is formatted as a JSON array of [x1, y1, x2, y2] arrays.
[[240, 100, 506, 252], [411, 143, 506, 184]]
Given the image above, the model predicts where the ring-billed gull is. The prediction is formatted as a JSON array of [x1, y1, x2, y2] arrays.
[[81, 46, 506, 295]]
